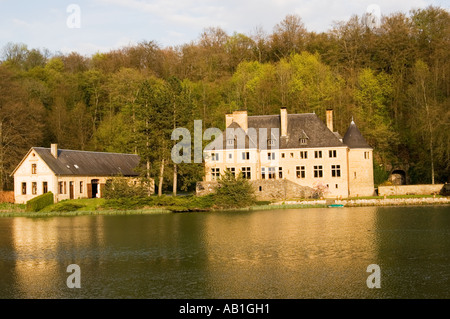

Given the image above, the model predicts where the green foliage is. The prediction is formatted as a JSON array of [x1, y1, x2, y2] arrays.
[[26, 192, 54, 212], [213, 170, 256, 209], [49, 202, 86, 212], [0, 6, 449, 190], [102, 194, 215, 211], [103, 176, 149, 199], [373, 160, 390, 187]]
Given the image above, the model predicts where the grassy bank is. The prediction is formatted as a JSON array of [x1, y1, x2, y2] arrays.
[[0, 195, 448, 218]]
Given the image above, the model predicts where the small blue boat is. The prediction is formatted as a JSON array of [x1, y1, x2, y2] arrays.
[[328, 204, 344, 208]]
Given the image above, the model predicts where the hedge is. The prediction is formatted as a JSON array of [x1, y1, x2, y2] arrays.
[[26, 192, 54, 212]]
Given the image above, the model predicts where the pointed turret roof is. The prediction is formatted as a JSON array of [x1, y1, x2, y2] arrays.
[[343, 120, 372, 149]]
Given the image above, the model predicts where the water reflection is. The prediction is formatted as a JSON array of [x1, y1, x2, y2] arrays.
[[201, 207, 380, 298], [9, 216, 106, 298], [0, 206, 449, 299], [373, 206, 450, 298]]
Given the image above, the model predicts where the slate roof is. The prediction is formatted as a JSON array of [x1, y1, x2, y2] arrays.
[[205, 113, 346, 150], [343, 121, 372, 149], [32, 147, 141, 176]]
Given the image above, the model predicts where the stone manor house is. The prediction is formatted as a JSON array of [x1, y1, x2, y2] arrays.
[[199, 108, 374, 199]]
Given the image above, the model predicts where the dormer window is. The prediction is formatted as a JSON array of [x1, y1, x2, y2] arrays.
[[299, 129, 309, 145], [268, 139, 276, 146], [227, 139, 234, 146]]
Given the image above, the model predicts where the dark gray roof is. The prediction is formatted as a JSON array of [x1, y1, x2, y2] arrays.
[[343, 121, 372, 149], [33, 147, 141, 176], [206, 113, 346, 150]]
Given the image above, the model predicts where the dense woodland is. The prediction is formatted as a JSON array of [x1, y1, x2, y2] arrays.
[[0, 6, 449, 192]]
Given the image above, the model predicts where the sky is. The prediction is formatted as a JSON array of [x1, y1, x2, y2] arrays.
[[0, 0, 448, 56]]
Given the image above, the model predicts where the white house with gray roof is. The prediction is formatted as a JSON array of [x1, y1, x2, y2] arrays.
[[202, 108, 374, 198], [11, 144, 143, 204]]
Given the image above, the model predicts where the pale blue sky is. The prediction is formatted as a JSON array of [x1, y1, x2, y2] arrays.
[[0, 0, 447, 56]]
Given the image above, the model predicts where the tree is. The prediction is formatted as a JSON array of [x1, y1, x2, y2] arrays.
[[0, 66, 45, 190], [213, 170, 256, 209], [354, 68, 397, 163], [270, 14, 307, 60]]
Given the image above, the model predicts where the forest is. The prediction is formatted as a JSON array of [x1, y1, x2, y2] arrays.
[[0, 6, 449, 193]]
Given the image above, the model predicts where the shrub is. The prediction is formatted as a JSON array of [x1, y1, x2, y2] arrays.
[[26, 192, 54, 212], [50, 202, 86, 212], [213, 170, 256, 209], [103, 176, 150, 199]]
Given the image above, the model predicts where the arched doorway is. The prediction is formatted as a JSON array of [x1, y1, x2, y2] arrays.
[[389, 170, 406, 185]]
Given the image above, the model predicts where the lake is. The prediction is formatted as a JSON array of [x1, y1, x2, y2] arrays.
[[0, 206, 449, 299]]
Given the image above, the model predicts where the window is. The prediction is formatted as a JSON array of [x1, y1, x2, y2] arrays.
[[226, 167, 236, 177], [80, 181, 83, 193], [281, 153, 285, 159], [268, 139, 276, 146], [335, 184, 339, 189], [290, 152, 294, 158], [314, 150, 322, 158], [268, 167, 276, 179], [354, 172, 357, 179], [300, 138, 307, 145], [296, 166, 306, 178], [279, 167, 283, 179], [227, 139, 234, 146], [59, 182, 63, 194], [241, 167, 251, 179], [21, 182, 27, 195], [261, 167, 266, 179], [331, 165, 341, 177], [211, 168, 220, 180], [268, 152, 275, 160], [242, 152, 250, 160], [211, 152, 219, 161], [364, 151, 370, 159], [329, 150, 337, 158], [228, 153, 233, 160], [300, 151, 308, 159], [43, 182, 48, 194], [314, 165, 323, 178], [64, 181, 67, 194], [31, 164, 37, 174], [32, 182, 37, 195]]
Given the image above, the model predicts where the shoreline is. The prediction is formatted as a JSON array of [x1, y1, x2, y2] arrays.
[[0, 196, 449, 217]]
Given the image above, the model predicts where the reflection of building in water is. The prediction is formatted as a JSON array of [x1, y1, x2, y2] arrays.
[[201, 208, 379, 298], [10, 217, 105, 298]]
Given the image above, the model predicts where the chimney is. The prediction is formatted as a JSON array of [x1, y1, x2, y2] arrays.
[[225, 114, 233, 128], [232, 111, 248, 131], [326, 108, 334, 132], [280, 107, 288, 136], [51, 144, 58, 158]]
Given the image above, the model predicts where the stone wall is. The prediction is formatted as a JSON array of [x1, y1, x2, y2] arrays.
[[378, 184, 444, 196], [196, 179, 315, 201]]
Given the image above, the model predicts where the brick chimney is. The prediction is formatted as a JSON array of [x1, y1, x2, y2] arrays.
[[326, 108, 333, 132], [225, 114, 233, 128], [280, 107, 288, 136], [51, 143, 58, 159]]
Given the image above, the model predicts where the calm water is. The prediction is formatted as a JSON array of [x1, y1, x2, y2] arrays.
[[0, 206, 449, 299]]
